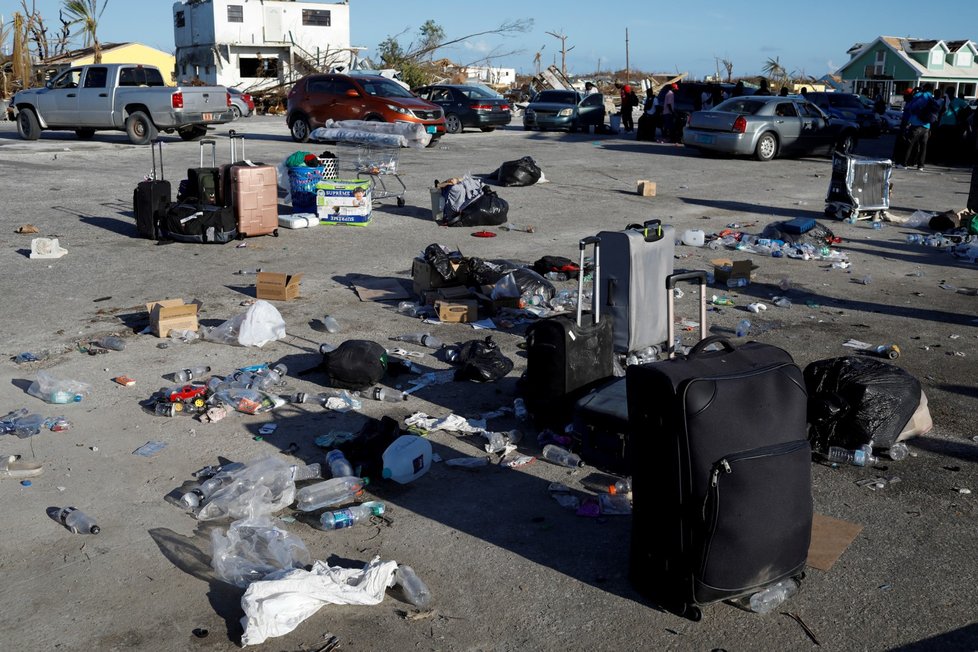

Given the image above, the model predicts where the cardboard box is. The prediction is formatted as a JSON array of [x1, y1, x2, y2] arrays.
[[711, 258, 759, 286], [256, 272, 303, 301], [412, 257, 466, 297], [145, 298, 201, 338], [637, 180, 657, 197], [316, 179, 372, 225], [435, 299, 478, 323]]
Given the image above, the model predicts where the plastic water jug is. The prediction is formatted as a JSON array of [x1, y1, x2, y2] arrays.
[[681, 229, 705, 247], [381, 435, 432, 484]]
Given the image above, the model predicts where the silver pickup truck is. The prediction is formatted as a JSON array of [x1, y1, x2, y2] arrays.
[[10, 63, 233, 145]]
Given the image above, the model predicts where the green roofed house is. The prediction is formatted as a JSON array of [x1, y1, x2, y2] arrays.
[[837, 36, 978, 103]]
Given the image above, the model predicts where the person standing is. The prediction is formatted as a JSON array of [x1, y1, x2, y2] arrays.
[[583, 81, 598, 96], [755, 78, 772, 96], [905, 84, 936, 170], [661, 83, 677, 142], [621, 84, 638, 132]]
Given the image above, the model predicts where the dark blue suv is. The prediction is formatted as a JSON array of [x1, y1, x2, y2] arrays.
[[804, 92, 882, 138], [413, 84, 512, 134]]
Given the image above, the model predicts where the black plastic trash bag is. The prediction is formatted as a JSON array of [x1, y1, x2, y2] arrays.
[[444, 188, 509, 227], [493, 156, 542, 187], [511, 267, 555, 302], [462, 257, 512, 286], [423, 243, 463, 282], [804, 356, 922, 452], [533, 255, 581, 280], [761, 220, 836, 247], [319, 340, 388, 390], [453, 337, 514, 383]]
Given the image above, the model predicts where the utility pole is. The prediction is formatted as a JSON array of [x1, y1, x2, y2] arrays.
[[625, 28, 630, 85], [546, 30, 574, 77]]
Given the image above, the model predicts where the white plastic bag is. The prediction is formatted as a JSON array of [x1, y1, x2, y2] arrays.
[[30, 237, 68, 259], [204, 301, 286, 348], [27, 371, 92, 404], [490, 273, 521, 300], [196, 457, 297, 521], [211, 516, 310, 588]]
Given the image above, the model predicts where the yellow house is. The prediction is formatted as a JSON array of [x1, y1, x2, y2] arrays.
[[43, 42, 177, 86]]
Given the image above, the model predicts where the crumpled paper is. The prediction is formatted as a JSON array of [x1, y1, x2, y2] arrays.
[[30, 237, 67, 259], [240, 556, 398, 646]]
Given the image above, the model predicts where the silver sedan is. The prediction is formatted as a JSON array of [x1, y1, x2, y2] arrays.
[[683, 96, 859, 161]]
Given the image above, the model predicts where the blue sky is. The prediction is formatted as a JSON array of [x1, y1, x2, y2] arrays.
[[9, 1, 978, 79]]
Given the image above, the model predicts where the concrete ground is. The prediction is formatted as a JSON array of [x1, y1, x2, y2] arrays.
[[0, 116, 975, 652]]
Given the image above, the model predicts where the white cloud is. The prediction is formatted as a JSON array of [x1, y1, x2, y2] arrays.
[[463, 40, 492, 54], [827, 59, 837, 71]]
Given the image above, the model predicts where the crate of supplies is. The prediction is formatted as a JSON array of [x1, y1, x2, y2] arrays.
[[316, 179, 372, 226]]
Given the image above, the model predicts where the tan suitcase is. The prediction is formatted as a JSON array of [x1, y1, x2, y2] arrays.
[[223, 133, 279, 238]]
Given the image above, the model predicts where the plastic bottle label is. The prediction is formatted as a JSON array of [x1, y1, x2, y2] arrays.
[[331, 511, 354, 529]]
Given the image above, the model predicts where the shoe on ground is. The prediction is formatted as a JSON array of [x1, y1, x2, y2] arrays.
[[0, 455, 43, 479], [917, 166, 925, 171]]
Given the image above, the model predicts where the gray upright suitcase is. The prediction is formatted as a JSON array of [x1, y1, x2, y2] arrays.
[[597, 220, 675, 354]]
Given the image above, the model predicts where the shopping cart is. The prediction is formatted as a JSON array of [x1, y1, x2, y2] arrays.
[[355, 145, 406, 207], [824, 152, 892, 222]]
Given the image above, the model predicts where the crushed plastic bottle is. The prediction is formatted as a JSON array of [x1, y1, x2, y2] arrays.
[[323, 315, 341, 334], [884, 442, 909, 461], [541, 444, 584, 468], [397, 301, 423, 317], [295, 476, 369, 511], [326, 449, 355, 478], [484, 430, 523, 454], [394, 564, 432, 609], [317, 501, 385, 530], [749, 578, 799, 613], [391, 333, 443, 349], [513, 398, 529, 422], [214, 388, 285, 415], [369, 387, 407, 403], [827, 445, 877, 467], [290, 463, 322, 481], [174, 366, 212, 383], [96, 336, 126, 351], [608, 477, 632, 495], [736, 319, 751, 338], [57, 506, 100, 534]]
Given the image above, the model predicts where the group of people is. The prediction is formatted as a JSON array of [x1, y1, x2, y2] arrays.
[[892, 84, 974, 170]]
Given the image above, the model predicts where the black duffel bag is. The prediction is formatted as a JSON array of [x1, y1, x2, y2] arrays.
[[162, 203, 237, 244], [444, 187, 509, 227], [319, 340, 388, 390]]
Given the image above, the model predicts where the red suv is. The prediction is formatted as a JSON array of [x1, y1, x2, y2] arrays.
[[287, 73, 446, 145]]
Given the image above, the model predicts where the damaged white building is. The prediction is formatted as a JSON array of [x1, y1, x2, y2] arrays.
[[172, 0, 361, 91]]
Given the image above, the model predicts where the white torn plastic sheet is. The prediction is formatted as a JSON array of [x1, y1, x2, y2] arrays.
[[205, 300, 286, 348], [404, 411, 486, 435], [30, 237, 68, 259], [240, 556, 398, 646]]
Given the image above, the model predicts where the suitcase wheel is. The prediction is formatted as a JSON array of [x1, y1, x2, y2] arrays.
[[396, 197, 406, 208], [273, 229, 279, 237], [680, 603, 702, 622]]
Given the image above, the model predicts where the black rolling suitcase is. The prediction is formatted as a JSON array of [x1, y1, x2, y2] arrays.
[[180, 138, 220, 205], [626, 280, 811, 620], [132, 140, 169, 239], [571, 272, 709, 474], [524, 236, 614, 425]]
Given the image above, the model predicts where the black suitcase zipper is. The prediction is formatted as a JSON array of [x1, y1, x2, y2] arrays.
[[700, 439, 809, 579]]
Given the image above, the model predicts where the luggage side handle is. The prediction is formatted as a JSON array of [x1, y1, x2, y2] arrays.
[[666, 271, 708, 358], [688, 335, 735, 356], [576, 236, 601, 327]]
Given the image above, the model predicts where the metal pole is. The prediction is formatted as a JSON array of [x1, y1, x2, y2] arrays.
[[625, 28, 630, 85]]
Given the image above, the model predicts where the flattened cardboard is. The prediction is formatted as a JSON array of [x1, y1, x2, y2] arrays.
[[145, 298, 202, 338], [435, 299, 478, 323], [637, 180, 656, 197], [352, 277, 412, 302], [807, 512, 863, 571], [256, 272, 303, 301], [711, 258, 759, 285]]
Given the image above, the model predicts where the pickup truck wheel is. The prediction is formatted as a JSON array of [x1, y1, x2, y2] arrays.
[[126, 111, 158, 145], [290, 116, 311, 142], [17, 108, 41, 141], [75, 128, 96, 140], [178, 126, 208, 141]]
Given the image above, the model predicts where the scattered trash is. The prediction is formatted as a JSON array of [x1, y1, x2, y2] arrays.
[[57, 506, 100, 534], [211, 516, 311, 587], [958, 488, 972, 495], [20, 480, 32, 487], [27, 371, 92, 404], [15, 224, 40, 234], [133, 441, 167, 457], [192, 628, 209, 639], [541, 444, 584, 468], [0, 455, 43, 478], [113, 375, 136, 387], [499, 223, 535, 233], [782, 611, 821, 646], [29, 237, 68, 259]]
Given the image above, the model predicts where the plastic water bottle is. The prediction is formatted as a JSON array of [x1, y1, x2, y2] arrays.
[[872, 221, 883, 230], [827, 445, 877, 467], [736, 319, 751, 337], [542, 444, 584, 468], [391, 333, 443, 349], [485, 430, 523, 454], [885, 442, 909, 461], [290, 463, 321, 481], [608, 477, 632, 495], [96, 336, 126, 351], [397, 301, 423, 317], [325, 449, 354, 478], [317, 501, 385, 530], [319, 342, 337, 354], [726, 277, 749, 288], [394, 565, 432, 609], [174, 366, 211, 383], [513, 398, 529, 421], [252, 363, 287, 390], [382, 435, 433, 483], [749, 578, 799, 613], [906, 234, 924, 244], [58, 506, 100, 534], [295, 476, 369, 511], [544, 271, 568, 281], [369, 387, 407, 402], [47, 391, 84, 404], [323, 315, 341, 333]]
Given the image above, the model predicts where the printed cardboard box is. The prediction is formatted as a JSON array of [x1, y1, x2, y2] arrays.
[[316, 179, 372, 225]]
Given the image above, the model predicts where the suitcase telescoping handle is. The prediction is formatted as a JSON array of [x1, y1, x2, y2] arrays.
[[228, 129, 244, 162], [150, 138, 164, 181], [576, 236, 601, 328], [665, 271, 708, 358], [199, 138, 217, 167]]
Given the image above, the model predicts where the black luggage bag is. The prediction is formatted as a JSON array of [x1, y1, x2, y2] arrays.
[[132, 140, 170, 239], [161, 203, 237, 244], [571, 272, 709, 474], [180, 138, 220, 205], [524, 236, 614, 425], [626, 328, 812, 620]]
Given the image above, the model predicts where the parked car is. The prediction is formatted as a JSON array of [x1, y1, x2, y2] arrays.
[[413, 83, 511, 134], [855, 95, 903, 133], [286, 72, 446, 144], [228, 88, 254, 118], [803, 92, 882, 137], [667, 82, 744, 142], [683, 95, 859, 162], [522, 90, 605, 132], [10, 63, 232, 144]]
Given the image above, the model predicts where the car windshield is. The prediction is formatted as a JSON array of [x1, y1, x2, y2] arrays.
[[713, 98, 765, 115], [535, 91, 578, 105], [460, 85, 500, 99], [356, 77, 415, 99]]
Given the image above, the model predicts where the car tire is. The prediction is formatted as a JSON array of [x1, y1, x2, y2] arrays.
[[445, 114, 462, 134], [835, 133, 856, 154], [480, 127, 495, 132], [75, 128, 96, 140], [16, 108, 41, 141], [125, 111, 158, 146], [290, 116, 311, 142], [427, 136, 441, 148], [178, 125, 208, 141], [230, 105, 242, 119], [568, 124, 578, 133], [364, 114, 385, 122], [523, 125, 533, 131], [754, 132, 778, 162]]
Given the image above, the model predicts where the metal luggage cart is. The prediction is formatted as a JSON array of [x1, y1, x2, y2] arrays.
[[824, 152, 893, 222], [355, 144, 406, 207]]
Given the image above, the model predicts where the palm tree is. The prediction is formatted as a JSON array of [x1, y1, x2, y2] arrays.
[[762, 56, 787, 87], [62, 0, 109, 64]]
